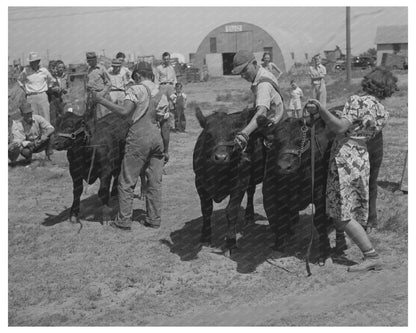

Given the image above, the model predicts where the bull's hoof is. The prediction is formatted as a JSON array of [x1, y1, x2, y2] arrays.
[[102, 206, 112, 225], [224, 248, 232, 258], [69, 213, 80, 224], [271, 243, 285, 253], [223, 237, 237, 257], [200, 235, 212, 246]]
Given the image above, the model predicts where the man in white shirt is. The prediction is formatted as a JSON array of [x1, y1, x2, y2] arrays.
[[309, 54, 327, 108], [17, 52, 54, 122], [107, 59, 129, 105], [155, 52, 177, 111]]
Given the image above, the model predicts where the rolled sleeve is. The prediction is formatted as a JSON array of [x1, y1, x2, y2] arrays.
[[340, 96, 359, 125], [256, 82, 273, 109]]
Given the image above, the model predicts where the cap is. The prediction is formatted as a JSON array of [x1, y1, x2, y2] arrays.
[[86, 52, 97, 60], [20, 102, 33, 114], [232, 50, 255, 75], [111, 58, 122, 67], [27, 52, 41, 63], [135, 61, 152, 72]]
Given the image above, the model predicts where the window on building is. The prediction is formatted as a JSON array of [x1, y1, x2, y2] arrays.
[[210, 38, 217, 53]]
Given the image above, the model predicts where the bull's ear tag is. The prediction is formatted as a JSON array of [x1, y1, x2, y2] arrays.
[[267, 123, 273, 127]]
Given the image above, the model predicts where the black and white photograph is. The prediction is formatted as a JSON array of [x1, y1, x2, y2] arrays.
[[6, 3, 409, 327]]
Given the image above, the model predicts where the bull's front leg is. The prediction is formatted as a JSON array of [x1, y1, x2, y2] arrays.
[[271, 204, 291, 253], [98, 170, 113, 225], [244, 184, 256, 226], [224, 191, 246, 257], [199, 192, 213, 245], [196, 175, 213, 245], [69, 175, 83, 224]]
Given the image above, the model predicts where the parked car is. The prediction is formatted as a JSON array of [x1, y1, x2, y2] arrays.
[[335, 56, 376, 70]]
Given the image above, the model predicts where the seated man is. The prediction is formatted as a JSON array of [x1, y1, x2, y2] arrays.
[[8, 102, 55, 165]]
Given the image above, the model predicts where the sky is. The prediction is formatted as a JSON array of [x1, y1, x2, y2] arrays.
[[7, 5, 408, 66]]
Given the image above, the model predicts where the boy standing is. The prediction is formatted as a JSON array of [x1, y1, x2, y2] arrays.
[[288, 80, 303, 118], [170, 83, 187, 132]]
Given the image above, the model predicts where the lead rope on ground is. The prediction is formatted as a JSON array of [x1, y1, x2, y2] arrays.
[[265, 258, 295, 274]]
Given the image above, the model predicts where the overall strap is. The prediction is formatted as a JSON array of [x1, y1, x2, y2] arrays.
[[257, 77, 284, 103]]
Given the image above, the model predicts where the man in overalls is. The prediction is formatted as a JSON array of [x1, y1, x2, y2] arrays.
[[232, 50, 286, 151], [93, 62, 170, 230]]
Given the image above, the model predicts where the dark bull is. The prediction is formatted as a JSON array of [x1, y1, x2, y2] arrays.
[[53, 112, 129, 224], [193, 107, 264, 255], [257, 115, 333, 261]]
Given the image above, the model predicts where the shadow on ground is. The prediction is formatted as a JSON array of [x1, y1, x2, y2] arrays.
[[160, 207, 336, 274], [377, 180, 401, 193], [41, 194, 149, 227]]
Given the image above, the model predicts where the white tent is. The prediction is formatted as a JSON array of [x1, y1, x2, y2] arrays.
[[170, 52, 186, 64]]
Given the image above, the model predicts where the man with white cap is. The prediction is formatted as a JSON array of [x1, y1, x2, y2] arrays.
[[17, 52, 54, 123], [231, 50, 285, 151]]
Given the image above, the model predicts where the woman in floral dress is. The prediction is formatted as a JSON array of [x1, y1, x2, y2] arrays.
[[307, 67, 398, 272]]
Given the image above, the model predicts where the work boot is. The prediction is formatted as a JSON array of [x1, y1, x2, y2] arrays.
[[347, 252, 382, 272]]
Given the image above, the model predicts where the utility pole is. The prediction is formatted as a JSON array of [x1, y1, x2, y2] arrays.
[[46, 49, 50, 63], [102, 49, 106, 57], [346, 7, 351, 85]]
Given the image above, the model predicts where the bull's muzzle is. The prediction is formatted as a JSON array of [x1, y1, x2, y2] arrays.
[[276, 151, 300, 174], [213, 151, 230, 164]]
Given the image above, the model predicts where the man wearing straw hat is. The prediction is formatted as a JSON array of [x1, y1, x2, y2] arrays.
[[17, 52, 54, 123]]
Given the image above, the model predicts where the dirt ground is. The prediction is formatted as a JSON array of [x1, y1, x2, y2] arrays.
[[8, 73, 408, 326]]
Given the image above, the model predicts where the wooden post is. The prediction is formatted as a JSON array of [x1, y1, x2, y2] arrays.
[[346, 7, 351, 85]]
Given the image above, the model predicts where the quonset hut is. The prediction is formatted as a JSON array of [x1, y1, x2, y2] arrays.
[[191, 21, 312, 77]]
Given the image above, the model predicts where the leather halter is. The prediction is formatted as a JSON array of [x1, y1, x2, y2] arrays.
[[213, 140, 237, 151], [57, 126, 88, 140], [280, 119, 311, 164]]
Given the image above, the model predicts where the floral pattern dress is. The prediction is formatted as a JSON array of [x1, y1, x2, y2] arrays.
[[326, 95, 389, 226]]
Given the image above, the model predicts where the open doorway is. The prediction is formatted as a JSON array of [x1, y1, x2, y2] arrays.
[[222, 53, 236, 75]]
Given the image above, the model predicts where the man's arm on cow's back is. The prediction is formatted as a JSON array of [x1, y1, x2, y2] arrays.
[[95, 95, 135, 116], [240, 82, 271, 136]]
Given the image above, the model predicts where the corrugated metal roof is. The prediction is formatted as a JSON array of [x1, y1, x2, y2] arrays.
[[375, 25, 408, 44]]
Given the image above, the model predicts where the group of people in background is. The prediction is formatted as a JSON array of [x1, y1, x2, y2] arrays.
[[85, 51, 187, 132], [260, 51, 326, 118]]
